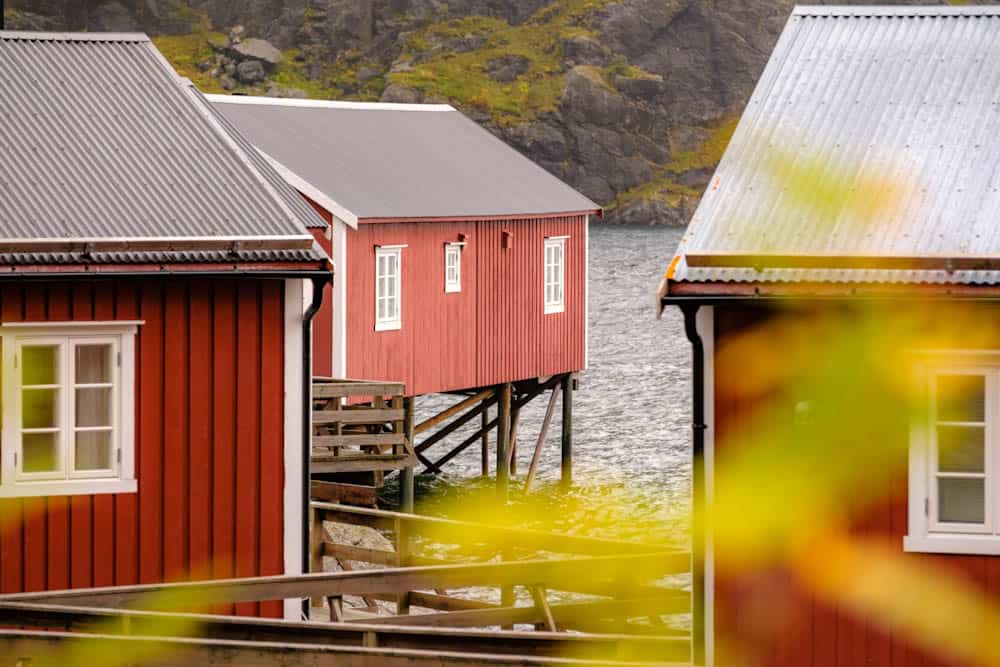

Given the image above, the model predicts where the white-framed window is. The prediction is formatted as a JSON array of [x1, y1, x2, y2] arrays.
[[375, 246, 403, 331], [544, 236, 567, 314], [0, 322, 139, 498], [904, 355, 1000, 554], [444, 243, 462, 293]]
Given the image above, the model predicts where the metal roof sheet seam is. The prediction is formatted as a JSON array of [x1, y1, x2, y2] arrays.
[[668, 5, 1000, 288]]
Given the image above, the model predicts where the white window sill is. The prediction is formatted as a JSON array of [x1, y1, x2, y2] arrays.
[[375, 321, 401, 332], [445, 286, 461, 294], [0, 478, 137, 498], [544, 305, 565, 315], [904, 533, 1000, 556]]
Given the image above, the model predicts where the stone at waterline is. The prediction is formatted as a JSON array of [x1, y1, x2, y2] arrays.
[[236, 60, 267, 84]]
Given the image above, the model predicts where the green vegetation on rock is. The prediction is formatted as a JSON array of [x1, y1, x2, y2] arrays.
[[391, 0, 613, 125], [153, 32, 227, 93]]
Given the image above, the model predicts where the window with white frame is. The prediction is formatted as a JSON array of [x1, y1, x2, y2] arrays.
[[544, 236, 567, 314], [444, 243, 462, 293], [375, 246, 403, 331], [0, 322, 138, 498], [904, 359, 1000, 554]]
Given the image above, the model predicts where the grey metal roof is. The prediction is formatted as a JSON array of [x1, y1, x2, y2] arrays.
[[670, 5, 1000, 286], [208, 96, 600, 223], [0, 31, 325, 261]]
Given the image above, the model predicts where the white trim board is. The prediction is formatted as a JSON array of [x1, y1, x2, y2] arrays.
[[282, 278, 306, 620], [332, 218, 348, 378], [258, 151, 359, 229], [206, 94, 455, 112], [697, 306, 716, 667]]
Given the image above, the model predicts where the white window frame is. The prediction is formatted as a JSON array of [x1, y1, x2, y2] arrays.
[[444, 243, 463, 294], [375, 245, 403, 331], [905, 353, 1000, 555], [0, 321, 139, 498], [544, 236, 567, 315]]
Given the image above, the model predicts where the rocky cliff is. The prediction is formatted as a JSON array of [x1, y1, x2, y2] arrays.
[[3, 0, 966, 225]]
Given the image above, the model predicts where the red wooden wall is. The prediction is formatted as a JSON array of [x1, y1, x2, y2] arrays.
[[307, 200, 334, 378], [712, 303, 998, 667], [0, 277, 286, 616], [343, 215, 587, 396]]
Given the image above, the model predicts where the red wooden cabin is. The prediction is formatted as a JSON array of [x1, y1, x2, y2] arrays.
[[661, 6, 1000, 666], [0, 31, 331, 618], [207, 96, 599, 396]]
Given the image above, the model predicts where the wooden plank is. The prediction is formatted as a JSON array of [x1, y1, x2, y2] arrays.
[[0, 629, 680, 667], [401, 397, 415, 513], [311, 503, 672, 557], [414, 389, 494, 435], [9, 553, 688, 608], [324, 543, 399, 567], [312, 456, 413, 474], [314, 409, 405, 425], [313, 382, 405, 399], [311, 481, 378, 506], [0, 604, 690, 664], [531, 586, 557, 632], [314, 434, 405, 448], [415, 396, 497, 455]]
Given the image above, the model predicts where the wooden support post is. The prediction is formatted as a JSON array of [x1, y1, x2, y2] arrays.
[[401, 396, 415, 514], [328, 595, 344, 622], [310, 507, 326, 610], [496, 383, 512, 499], [508, 401, 521, 477], [530, 586, 557, 632], [525, 386, 559, 493], [394, 518, 411, 615], [480, 398, 490, 477], [560, 374, 574, 489]]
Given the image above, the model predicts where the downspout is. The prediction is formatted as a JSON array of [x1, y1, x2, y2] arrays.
[[681, 303, 706, 666], [301, 276, 327, 582]]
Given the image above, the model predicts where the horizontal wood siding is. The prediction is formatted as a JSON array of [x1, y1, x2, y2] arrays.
[[344, 216, 586, 395], [712, 304, 993, 667], [0, 278, 286, 616]]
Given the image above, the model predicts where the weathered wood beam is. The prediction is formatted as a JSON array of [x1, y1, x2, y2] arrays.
[[324, 543, 400, 568], [561, 374, 574, 489], [314, 434, 405, 448], [313, 381, 405, 398], [0, 629, 684, 667], [312, 455, 412, 474], [6, 554, 687, 609], [525, 386, 560, 493], [414, 395, 498, 455], [314, 408, 405, 425], [0, 604, 689, 664], [531, 586, 557, 632], [497, 383, 512, 497], [401, 397, 415, 513], [311, 481, 378, 506], [414, 389, 495, 435]]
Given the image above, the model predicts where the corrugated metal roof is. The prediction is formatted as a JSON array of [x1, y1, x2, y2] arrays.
[[670, 5, 1000, 287], [208, 96, 600, 223], [0, 31, 324, 256]]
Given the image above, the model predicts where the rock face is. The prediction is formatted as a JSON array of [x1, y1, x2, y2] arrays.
[[6, 0, 974, 224]]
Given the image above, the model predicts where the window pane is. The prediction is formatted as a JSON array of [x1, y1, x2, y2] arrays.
[[938, 477, 985, 524], [23, 388, 58, 429], [23, 345, 58, 386], [937, 374, 986, 422], [23, 432, 58, 473], [76, 344, 111, 384], [937, 425, 985, 473], [378, 298, 386, 320], [76, 387, 112, 428], [75, 430, 112, 471]]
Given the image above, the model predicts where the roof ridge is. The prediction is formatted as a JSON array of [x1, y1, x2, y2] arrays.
[[794, 5, 1000, 18], [0, 31, 150, 42], [205, 93, 455, 112]]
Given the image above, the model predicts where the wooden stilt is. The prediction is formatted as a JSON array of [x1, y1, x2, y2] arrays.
[[525, 386, 559, 493], [401, 397, 415, 513], [480, 398, 490, 477], [310, 507, 325, 610], [560, 374, 573, 489], [395, 518, 411, 615], [497, 383, 512, 499], [508, 401, 521, 476]]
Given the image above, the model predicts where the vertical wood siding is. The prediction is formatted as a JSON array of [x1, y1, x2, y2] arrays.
[[344, 215, 587, 395], [306, 199, 334, 378], [0, 277, 286, 616], [712, 303, 995, 667]]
